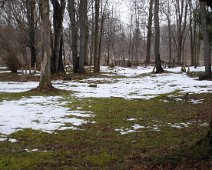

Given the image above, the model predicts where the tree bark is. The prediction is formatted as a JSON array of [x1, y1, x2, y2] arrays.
[[146, 0, 154, 64], [26, 0, 36, 67], [38, 0, 52, 89], [154, 0, 164, 73], [200, 1, 211, 78], [174, 0, 188, 65], [79, 0, 88, 73], [68, 0, 79, 73], [94, 0, 100, 73], [51, 0, 65, 73]]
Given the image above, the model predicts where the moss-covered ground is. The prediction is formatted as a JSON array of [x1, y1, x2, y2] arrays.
[[0, 90, 211, 169]]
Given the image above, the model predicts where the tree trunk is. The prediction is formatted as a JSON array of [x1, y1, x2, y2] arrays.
[[98, 4, 105, 70], [167, 0, 172, 68], [175, 0, 188, 65], [154, 0, 164, 73], [189, 0, 195, 66], [94, 0, 100, 73], [89, 0, 95, 66], [51, 0, 65, 73], [26, 0, 36, 67], [38, 0, 52, 89], [68, 0, 79, 73], [200, 1, 211, 78], [146, 0, 154, 64], [79, 0, 88, 73]]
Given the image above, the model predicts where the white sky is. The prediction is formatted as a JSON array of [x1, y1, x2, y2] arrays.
[[108, 0, 130, 24]]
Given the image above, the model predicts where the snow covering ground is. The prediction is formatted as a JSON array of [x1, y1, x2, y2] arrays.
[[0, 66, 211, 99], [0, 96, 94, 140], [0, 66, 211, 138]]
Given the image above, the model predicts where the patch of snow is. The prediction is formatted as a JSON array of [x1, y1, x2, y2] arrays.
[[115, 123, 161, 135], [25, 148, 39, 152], [166, 66, 207, 73], [0, 70, 11, 73], [0, 137, 17, 143], [101, 66, 154, 77], [169, 122, 191, 129], [0, 66, 211, 99], [127, 118, 137, 121], [132, 124, 145, 130], [115, 128, 135, 135], [0, 67, 8, 69], [189, 99, 204, 104], [101, 66, 208, 77], [115, 124, 146, 135], [0, 82, 38, 93], [55, 73, 212, 99], [0, 96, 94, 135]]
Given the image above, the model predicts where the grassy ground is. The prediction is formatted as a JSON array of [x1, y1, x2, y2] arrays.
[[0, 67, 211, 169], [0, 90, 211, 169]]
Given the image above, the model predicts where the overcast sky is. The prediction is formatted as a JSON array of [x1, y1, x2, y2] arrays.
[[108, 0, 130, 24]]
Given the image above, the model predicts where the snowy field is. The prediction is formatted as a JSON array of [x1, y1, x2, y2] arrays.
[[0, 66, 211, 138], [0, 66, 211, 99]]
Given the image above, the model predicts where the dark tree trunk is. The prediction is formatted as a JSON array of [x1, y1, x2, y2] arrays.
[[51, 0, 66, 73], [79, 0, 88, 73], [58, 35, 65, 72], [154, 0, 164, 73], [200, 1, 211, 78], [89, 0, 95, 66], [146, 0, 153, 64], [68, 0, 79, 73], [26, 0, 36, 67], [196, 1, 212, 154], [94, 0, 100, 73]]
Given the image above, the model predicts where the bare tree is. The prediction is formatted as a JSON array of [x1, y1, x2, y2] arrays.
[[51, 0, 66, 73], [154, 0, 164, 73], [68, 0, 79, 73], [146, 0, 154, 64], [79, 0, 88, 73], [26, 0, 36, 67], [173, 0, 189, 65], [94, 0, 100, 72]]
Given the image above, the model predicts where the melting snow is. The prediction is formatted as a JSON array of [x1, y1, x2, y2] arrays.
[[0, 96, 94, 135], [54, 73, 212, 99], [0, 66, 211, 99], [0, 66, 211, 137]]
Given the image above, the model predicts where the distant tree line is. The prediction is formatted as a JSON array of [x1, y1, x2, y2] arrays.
[[0, 0, 211, 87]]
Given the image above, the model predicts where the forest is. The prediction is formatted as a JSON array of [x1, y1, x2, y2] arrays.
[[0, 0, 211, 169]]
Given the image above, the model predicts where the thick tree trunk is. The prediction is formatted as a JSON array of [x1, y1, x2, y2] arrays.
[[200, 1, 211, 78], [146, 0, 153, 64], [51, 0, 65, 73], [68, 0, 79, 73], [154, 0, 164, 73], [79, 0, 88, 73], [38, 0, 52, 89]]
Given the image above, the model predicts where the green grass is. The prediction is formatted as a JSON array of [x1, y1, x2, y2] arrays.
[[0, 92, 211, 169]]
